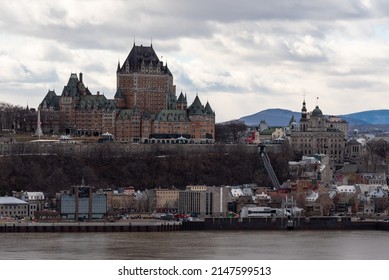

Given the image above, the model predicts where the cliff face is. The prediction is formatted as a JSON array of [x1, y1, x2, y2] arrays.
[[0, 143, 292, 196], [0, 152, 258, 196]]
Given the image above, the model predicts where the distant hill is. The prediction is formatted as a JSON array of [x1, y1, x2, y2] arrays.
[[239, 109, 300, 126], [340, 110, 389, 125], [238, 108, 389, 127]]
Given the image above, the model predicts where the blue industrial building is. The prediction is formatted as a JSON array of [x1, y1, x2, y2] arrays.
[[59, 186, 107, 221]]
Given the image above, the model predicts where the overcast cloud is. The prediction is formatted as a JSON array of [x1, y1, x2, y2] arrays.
[[1, 0, 389, 122]]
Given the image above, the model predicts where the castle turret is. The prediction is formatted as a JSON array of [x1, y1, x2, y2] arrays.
[[177, 92, 187, 110]]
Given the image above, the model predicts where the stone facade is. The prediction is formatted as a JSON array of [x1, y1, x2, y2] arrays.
[[0, 197, 28, 218], [146, 188, 180, 212], [290, 100, 348, 168], [39, 44, 215, 143]]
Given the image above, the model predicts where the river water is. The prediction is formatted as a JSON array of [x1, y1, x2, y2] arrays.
[[1, 230, 389, 260]]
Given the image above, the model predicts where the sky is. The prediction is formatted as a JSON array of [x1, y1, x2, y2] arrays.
[[1, 0, 389, 123]]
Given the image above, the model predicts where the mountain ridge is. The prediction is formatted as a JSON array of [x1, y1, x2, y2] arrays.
[[237, 108, 389, 127]]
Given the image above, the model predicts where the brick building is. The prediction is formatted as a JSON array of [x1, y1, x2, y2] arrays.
[[39, 44, 215, 143]]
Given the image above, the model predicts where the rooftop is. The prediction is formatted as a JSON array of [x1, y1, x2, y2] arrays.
[[0, 197, 28, 205]]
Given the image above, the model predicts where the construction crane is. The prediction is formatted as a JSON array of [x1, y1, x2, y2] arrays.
[[259, 144, 281, 189]]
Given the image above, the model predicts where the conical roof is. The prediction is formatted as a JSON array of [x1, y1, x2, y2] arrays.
[[177, 92, 187, 103], [188, 95, 204, 115], [205, 101, 214, 115], [114, 88, 125, 98]]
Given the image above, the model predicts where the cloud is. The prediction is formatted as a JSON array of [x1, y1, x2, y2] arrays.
[[1, 0, 389, 122]]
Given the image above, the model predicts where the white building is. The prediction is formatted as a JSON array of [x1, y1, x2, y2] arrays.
[[13, 191, 45, 217], [0, 197, 28, 218]]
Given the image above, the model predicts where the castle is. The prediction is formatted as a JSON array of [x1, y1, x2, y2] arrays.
[[39, 44, 215, 143]]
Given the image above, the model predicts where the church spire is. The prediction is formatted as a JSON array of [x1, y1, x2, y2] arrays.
[[301, 98, 307, 119], [300, 98, 308, 131]]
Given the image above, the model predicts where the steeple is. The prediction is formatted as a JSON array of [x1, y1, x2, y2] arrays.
[[301, 99, 307, 120], [300, 99, 308, 132]]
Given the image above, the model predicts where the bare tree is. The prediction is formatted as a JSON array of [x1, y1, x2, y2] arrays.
[[215, 121, 248, 143], [0, 101, 31, 133], [365, 139, 389, 172]]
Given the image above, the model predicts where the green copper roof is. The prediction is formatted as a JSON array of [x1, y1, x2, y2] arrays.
[[312, 105, 323, 117], [205, 101, 215, 115], [177, 92, 187, 103], [118, 44, 172, 76], [40, 90, 60, 109], [61, 73, 91, 98], [155, 109, 190, 122], [117, 108, 140, 120], [188, 95, 204, 115], [114, 88, 125, 98], [77, 94, 116, 110]]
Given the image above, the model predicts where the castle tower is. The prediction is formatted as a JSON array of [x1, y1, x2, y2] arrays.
[[116, 44, 175, 114]]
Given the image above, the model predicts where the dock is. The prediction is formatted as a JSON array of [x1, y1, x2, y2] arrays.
[[2, 217, 389, 233]]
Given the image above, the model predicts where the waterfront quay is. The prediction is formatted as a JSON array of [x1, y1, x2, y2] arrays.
[[2, 217, 389, 233], [0, 220, 181, 233]]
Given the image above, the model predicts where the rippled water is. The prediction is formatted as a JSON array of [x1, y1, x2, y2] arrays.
[[1, 230, 389, 259]]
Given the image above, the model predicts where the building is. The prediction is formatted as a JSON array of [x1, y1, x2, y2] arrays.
[[146, 187, 180, 213], [13, 191, 45, 217], [103, 187, 136, 213], [288, 154, 332, 184], [0, 197, 28, 219], [178, 186, 232, 218], [344, 139, 363, 162], [259, 127, 286, 143], [359, 173, 387, 185], [58, 186, 107, 221], [39, 44, 215, 143], [290, 99, 347, 168]]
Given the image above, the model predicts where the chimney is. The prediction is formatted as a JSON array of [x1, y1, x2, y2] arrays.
[[79, 72, 83, 83]]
